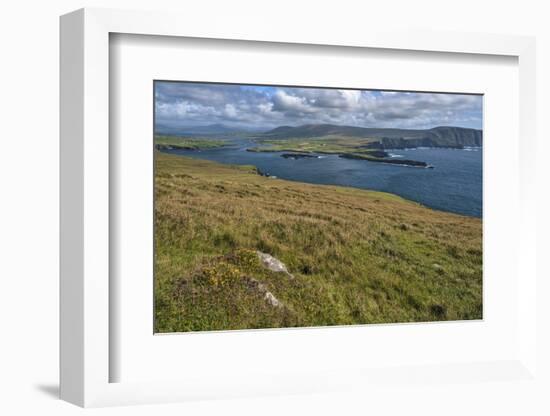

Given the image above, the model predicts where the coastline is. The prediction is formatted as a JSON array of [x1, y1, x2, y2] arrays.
[[158, 149, 481, 219]]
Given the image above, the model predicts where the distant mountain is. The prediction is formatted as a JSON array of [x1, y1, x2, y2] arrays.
[[155, 123, 254, 136], [260, 124, 482, 149], [264, 124, 374, 138]]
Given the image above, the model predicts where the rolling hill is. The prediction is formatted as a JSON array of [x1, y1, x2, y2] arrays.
[[259, 124, 482, 149]]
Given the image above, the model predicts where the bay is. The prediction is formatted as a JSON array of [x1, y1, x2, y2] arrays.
[[162, 138, 482, 217]]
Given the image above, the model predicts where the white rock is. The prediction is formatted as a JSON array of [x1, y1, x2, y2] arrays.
[[256, 251, 294, 278], [264, 291, 281, 307], [244, 276, 283, 308]]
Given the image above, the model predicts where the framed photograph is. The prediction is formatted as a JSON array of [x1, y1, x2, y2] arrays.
[[152, 80, 483, 334], [60, 8, 538, 408]]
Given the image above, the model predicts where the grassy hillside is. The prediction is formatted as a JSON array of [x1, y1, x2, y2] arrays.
[[155, 151, 482, 333], [249, 136, 378, 154], [154, 135, 225, 150], [256, 124, 482, 149]]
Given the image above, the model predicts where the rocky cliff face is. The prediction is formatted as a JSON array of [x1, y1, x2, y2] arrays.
[[426, 126, 483, 146], [371, 127, 482, 149]]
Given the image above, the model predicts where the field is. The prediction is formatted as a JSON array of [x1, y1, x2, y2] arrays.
[[154, 135, 226, 150], [249, 135, 379, 154], [155, 151, 482, 333]]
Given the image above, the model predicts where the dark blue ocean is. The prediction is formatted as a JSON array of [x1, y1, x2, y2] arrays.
[[162, 139, 482, 218]]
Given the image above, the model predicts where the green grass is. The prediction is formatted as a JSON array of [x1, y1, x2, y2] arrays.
[[154, 135, 226, 150], [249, 135, 380, 154], [155, 151, 482, 333]]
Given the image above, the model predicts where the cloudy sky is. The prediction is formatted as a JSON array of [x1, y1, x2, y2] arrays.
[[155, 81, 483, 132]]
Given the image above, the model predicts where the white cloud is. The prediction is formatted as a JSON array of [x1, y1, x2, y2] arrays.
[[224, 104, 238, 118], [272, 90, 315, 114]]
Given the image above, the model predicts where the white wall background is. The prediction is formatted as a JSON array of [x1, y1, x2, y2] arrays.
[[0, 1, 548, 415]]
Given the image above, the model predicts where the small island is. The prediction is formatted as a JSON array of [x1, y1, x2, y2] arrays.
[[248, 136, 433, 167], [339, 153, 431, 168], [280, 153, 320, 159]]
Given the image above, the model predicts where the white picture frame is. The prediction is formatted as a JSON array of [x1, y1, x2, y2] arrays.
[[60, 7, 538, 408]]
